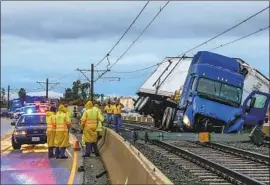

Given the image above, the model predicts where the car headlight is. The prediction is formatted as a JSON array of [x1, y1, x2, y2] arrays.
[[14, 130, 27, 136], [183, 114, 190, 127]]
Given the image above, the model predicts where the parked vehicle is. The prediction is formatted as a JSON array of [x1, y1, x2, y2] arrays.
[[134, 51, 270, 133], [11, 113, 47, 149]]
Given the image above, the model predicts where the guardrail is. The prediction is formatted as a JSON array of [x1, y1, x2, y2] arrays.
[[98, 127, 173, 185]]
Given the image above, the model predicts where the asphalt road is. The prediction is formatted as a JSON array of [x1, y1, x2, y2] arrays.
[[1, 118, 14, 137], [1, 118, 79, 184]]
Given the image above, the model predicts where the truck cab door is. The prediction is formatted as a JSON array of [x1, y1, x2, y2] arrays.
[[242, 90, 270, 127]]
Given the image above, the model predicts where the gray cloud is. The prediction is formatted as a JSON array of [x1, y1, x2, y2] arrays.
[[2, 1, 269, 41]]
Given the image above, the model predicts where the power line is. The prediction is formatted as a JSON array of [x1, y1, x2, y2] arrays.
[[111, 63, 160, 73], [210, 25, 269, 51], [95, 1, 150, 68], [113, 6, 269, 74], [95, 1, 170, 82]]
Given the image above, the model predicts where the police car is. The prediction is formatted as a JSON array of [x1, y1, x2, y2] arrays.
[[11, 112, 47, 149]]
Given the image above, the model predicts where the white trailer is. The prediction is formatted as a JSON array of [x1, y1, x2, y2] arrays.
[[134, 55, 269, 128]]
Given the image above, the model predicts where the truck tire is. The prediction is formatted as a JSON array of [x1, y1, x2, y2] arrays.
[[165, 108, 175, 130], [12, 136, 21, 150], [134, 97, 144, 111], [137, 97, 150, 112], [161, 107, 169, 128]]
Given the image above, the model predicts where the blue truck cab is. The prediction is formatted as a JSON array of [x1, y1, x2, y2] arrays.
[[175, 51, 270, 133]]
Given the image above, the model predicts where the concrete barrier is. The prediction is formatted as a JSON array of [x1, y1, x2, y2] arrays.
[[98, 127, 173, 185]]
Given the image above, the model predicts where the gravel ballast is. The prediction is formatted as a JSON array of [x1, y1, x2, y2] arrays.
[[216, 141, 269, 156], [131, 141, 207, 185]]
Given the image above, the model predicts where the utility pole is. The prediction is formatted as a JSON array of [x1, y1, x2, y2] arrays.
[[37, 79, 59, 99], [7, 85, 10, 110], [91, 64, 94, 101]]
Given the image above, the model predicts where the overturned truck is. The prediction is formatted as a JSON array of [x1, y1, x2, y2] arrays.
[[134, 51, 270, 133]]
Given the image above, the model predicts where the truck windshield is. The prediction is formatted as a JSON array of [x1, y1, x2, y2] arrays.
[[197, 78, 242, 107], [17, 115, 46, 126]]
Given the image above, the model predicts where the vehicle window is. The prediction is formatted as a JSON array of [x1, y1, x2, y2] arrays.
[[220, 84, 242, 104], [191, 77, 197, 91], [17, 115, 46, 126], [15, 109, 20, 112], [197, 78, 221, 97], [253, 94, 267, 108], [197, 78, 242, 106]]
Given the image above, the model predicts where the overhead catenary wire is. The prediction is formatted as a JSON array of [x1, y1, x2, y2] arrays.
[[210, 25, 269, 51], [112, 5, 269, 74], [95, 1, 170, 82], [95, 1, 150, 68]]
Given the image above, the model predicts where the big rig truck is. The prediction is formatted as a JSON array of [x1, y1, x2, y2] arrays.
[[134, 51, 269, 133]]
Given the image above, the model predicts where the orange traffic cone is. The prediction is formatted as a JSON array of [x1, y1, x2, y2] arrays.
[[74, 140, 81, 151]]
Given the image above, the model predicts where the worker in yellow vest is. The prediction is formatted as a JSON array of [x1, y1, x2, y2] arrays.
[[113, 99, 124, 133], [80, 101, 103, 157], [54, 104, 71, 159], [104, 101, 114, 126], [46, 106, 56, 158]]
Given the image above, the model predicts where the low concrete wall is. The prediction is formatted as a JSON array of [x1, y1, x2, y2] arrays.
[[98, 127, 172, 185]]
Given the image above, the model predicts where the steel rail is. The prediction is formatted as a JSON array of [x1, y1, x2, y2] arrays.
[[200, 142, 269, 165], [153, 140, 265, 185]]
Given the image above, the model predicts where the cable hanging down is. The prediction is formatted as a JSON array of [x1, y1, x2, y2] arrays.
[[95, 1, 150, 68], [95, 1, 170, 82], [114, 6, 269, 74]]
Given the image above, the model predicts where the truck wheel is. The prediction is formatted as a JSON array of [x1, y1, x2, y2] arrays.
[[11, 136, 21, 150], [138, 97, 150, 112], [165, 108, 175, 130], [161, 107, 169, 128], [134, 97, 144, 111]]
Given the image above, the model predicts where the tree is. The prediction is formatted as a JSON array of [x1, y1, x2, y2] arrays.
[[72, 80, 81, 100], [80, 82, 90, 101], [18, 88, 27, 105], [64, 88, 73, 102]]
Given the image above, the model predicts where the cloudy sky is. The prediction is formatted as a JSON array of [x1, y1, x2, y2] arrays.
[[1, 1, 269, 96]]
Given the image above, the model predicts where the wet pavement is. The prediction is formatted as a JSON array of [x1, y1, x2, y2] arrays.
[[1, 118, 14, 137], [1, 123, 79, 184]]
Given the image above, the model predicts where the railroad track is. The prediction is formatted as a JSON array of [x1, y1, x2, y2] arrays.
[[152, 140, 269, 185]]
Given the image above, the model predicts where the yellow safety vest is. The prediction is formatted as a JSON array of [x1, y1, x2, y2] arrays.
[[55, 112, 70, 132], [113, 105, 122, 115], [82, 109, 99, 128], [46, 112, 56, 131], [104, 105, 114, 114]]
